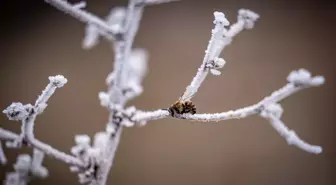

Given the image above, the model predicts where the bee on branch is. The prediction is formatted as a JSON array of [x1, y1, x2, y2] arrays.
[[168, 90, 196, 117]]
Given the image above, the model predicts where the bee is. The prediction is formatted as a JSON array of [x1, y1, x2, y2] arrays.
[[168, 89, 196, 117]]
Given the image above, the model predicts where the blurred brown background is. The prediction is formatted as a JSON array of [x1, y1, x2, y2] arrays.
[[0, 0, 335, 185]]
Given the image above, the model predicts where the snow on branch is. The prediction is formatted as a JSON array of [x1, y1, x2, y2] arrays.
[[225, 9, 260, 37], [0, 128, 20, 165], [181, 69, 325, 122], [44, 0, 119, 40], [1, 1, 325, 184], [136, 0, 181, 6], [83, 6, 126, 49], [129, 69, 324, 154], [1, 75, 84, 168], [260, 103, 322, 154], [130, 69, 325, 124], [181, 10, 259, 103], [0, 128, 19, 141], [4, 149, 48, 185], [0, 141, 6, 165]]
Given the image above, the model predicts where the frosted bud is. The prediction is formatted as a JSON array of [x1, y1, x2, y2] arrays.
[[105, 123, 116, 133], [206, 58, 226, 76], [78, 173, 92, 184], [4, 172, 20, 185], [210, 69, 221, 76], [75, 135, 91, 145], [238, 9, 259, 21], [124, 81, 143, 100], [287, 68, 319, 86], [106, 7, 126, 26], [106, 72, 116, 85], [49, 75, 67, 88], [121, 119, 135, 127], [5, 141, 17, 148], [98, 92, 110, 107], [106, 7, 126, 34], [70, 166, 80, 172], [125, 106, 136, 115], [238, 9, 260, 29], [14, 154, 31, 172], [261, 103, 283, 119], [31, 166, 48, 178], [32, 149, 44, 167], [310, 76, 325, 86], [213, 11, 230, 26], [83, 24, 100, 49], [93, 132, 109, 150], [127, 48, 148, 82], [3, 103, 32, 121], [214, 58, 226, 68], [136, 120, 147, 127]]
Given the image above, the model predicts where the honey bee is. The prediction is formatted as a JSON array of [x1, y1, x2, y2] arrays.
[[168, 90, 196, 117]]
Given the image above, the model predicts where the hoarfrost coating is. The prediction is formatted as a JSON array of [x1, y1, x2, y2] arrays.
[[0, 1, 325, 185]]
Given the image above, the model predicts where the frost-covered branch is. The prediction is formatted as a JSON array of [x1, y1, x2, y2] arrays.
[[0, 128, 19, 141], [131, 69, 324, 154], [4, 149, 48, 185], [0, 128, 19, 165], [95, 1, 147, 184], [180, 69, 324, 122], [260, 103, 322, 154], [2, 0, 325, 184], [136, 0, 180, 6], [1, 76, 84, 168], [128, 69, 325, 127], [0, 141, 6, 165], [44, 0, 119, 40], [181, 10, 259, 101]]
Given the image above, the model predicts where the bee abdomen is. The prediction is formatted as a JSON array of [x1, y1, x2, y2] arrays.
[[181, 101, 196, 114]]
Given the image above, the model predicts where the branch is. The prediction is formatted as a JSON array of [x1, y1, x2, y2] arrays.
[[44, 0, 118, 40], [0, 128, 19, 141], [0, 141, 6, 165], [135, 69, 323, 154], [180, 69, 325, 122], [1, 75, 84, 168], [180, 10, 259, 102], [136, 0, 181, 6], [132, 109, 170, 125], [260, 103, 322, 154], [0, 128, 20, 165], [95, 1, 146, 184], [4, 149, 49, 185], [96, 1, 179, 184]]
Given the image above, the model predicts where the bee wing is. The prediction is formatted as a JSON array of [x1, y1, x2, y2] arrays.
[[179, 88, 196, 101]]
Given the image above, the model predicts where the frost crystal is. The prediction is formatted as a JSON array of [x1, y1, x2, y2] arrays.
[[213, 11, 229, 25], [287, 69, 325, 86], [238, 9, 260, 29], [48, 75, 68, 88], [3, 103, 33, 121]]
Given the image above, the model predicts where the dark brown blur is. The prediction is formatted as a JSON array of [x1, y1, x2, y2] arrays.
[[0, 0, 335, 185]]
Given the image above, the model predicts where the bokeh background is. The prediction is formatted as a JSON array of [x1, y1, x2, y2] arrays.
[[0, 0, 335, 185]]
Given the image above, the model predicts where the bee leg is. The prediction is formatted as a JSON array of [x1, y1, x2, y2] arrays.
[[166, 108, 174, 117], [170, 109, 175, 117]]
